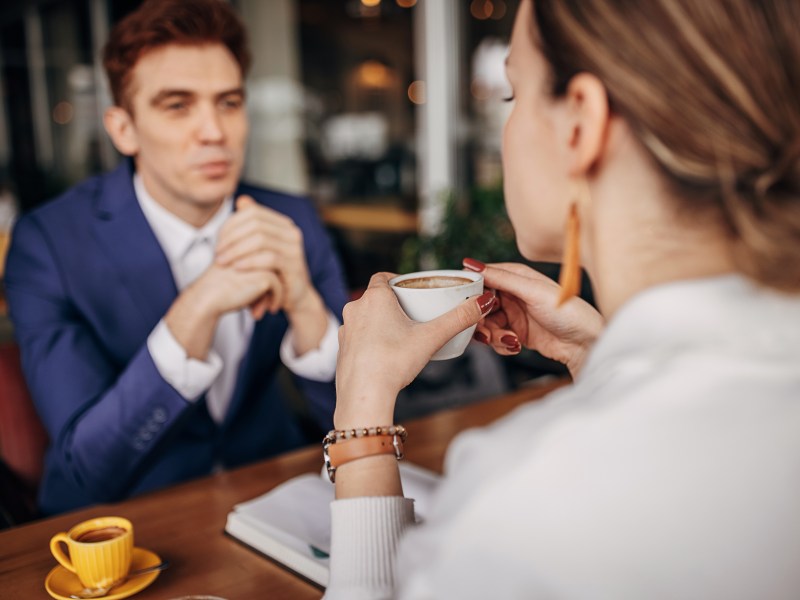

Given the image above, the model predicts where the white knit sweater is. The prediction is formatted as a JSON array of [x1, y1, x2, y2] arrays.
[[325, 275, 800, 599]]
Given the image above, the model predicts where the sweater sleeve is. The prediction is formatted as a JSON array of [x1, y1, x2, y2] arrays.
[[324, 496, 416, 600]]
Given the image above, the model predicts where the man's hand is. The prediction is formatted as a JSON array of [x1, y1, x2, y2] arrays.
[[189, 262, 285, 318], [165, 261, 285, 360], [215, 196, 316, 316], [215, 195, 328, 355]]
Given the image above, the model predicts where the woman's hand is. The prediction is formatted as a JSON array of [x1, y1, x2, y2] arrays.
[[334, 272, 494, 430], [465, 259, 605, 378]]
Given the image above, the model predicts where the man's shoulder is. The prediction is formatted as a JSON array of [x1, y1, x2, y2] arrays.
[[24, 163, 130, 225]]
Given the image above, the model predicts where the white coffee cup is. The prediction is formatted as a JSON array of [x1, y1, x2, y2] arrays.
[[389, 269, 484, 361]]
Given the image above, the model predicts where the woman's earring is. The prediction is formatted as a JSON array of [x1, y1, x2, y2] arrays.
[[557, 201, 581, 306]]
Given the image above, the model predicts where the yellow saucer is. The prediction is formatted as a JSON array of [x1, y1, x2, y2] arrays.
[[45, 547, 162, 600]]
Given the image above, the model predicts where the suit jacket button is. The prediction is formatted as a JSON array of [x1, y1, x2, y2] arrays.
[[153, 407, 168, 423]]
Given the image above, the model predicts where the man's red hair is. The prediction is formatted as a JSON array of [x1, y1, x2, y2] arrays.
[[103, 0, 251, 111]]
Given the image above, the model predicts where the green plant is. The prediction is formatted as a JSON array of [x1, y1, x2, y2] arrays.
[[399, 185, 522, 272]]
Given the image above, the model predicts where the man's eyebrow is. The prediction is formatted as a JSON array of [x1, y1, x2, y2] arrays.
[[149, 87, 245, 106], [216, 87, 246, 100], [150, 90, 194, 106]]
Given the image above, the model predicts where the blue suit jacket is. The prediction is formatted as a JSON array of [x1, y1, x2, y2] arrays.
[[5, 161, 349, 515]]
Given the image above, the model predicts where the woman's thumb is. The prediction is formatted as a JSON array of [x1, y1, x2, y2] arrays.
[[426, 291, 494, 342]]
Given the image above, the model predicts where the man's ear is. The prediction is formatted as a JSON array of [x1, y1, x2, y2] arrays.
[[103, 106, 139, 157], [562, 72, 610, 177]]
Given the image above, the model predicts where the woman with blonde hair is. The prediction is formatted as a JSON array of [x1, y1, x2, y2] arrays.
[[324, 0, 800, 597]]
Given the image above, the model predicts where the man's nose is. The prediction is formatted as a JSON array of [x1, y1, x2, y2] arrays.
[[197, 106, 225, 142]]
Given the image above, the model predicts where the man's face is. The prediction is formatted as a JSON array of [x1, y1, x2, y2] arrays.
[[123, 43, 248, 222]]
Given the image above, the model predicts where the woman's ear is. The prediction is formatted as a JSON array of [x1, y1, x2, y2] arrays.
[[103, 106, 139, 157], [563, 72, 610, 177]]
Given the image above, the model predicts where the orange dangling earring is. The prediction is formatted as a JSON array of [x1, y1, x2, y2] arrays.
[[557, 201, 581, 306]]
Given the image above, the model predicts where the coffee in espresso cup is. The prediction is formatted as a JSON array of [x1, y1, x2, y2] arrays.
[[389, 269, 484, 360], [50, 516, 133, 591]]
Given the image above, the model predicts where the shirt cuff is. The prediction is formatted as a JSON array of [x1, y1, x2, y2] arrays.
[[280, 310, 340, 382], [147, 319, 223, 401]]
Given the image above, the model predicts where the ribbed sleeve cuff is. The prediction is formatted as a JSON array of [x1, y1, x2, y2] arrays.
[[325, 496, 415, 599]]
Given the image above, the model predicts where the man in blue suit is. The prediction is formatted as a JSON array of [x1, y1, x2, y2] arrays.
[[4, 0, 349, 515]]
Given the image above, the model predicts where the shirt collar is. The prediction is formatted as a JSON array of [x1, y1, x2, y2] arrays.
[[133, 173, 233, 263]]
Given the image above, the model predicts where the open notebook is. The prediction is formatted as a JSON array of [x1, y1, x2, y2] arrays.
[[224, 462, 441, 587]]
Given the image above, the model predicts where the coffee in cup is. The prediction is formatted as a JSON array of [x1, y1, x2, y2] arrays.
[[50, 516, 134, 591], [394, 275, 474, 289], [74, 526, 127, 544], [389, 269, 484, 361]]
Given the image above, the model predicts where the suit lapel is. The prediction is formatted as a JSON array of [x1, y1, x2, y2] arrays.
[[90, 160, 178, 330]]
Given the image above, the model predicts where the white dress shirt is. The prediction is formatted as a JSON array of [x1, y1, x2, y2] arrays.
[[135, 175, 339, 423], [325, 275, 800, 599]]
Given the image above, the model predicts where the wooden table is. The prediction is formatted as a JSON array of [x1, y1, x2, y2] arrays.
[[0, 378, 567, 599], [321, 204, 417, 234]]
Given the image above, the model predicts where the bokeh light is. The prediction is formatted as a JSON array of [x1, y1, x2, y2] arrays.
[[408, 80, 426, 104], [52, 101, 74, 125], [470, 0, 493, 20]]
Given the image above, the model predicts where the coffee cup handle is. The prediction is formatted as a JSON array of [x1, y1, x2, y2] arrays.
[[49, 532, 76, 573]]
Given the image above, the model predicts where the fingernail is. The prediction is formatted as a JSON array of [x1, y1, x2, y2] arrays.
[[463, 257, 486, 272], [501, 334, 519, 347], [473, 331, 489, 345], [492, 297, 500, 310], [476, 291, 495, 314]]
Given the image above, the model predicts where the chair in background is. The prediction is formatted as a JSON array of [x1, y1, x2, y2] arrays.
[[0, 342, 48, 527]]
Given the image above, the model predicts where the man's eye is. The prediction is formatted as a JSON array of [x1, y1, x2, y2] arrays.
[[165, 102, 187, 112], [221, 98, 243, 110]]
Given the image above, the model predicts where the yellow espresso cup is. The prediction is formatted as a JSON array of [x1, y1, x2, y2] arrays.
[[49, 516, 134, 590]]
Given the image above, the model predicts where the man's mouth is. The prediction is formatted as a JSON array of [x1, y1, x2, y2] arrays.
[[196, 160, 232, 178]]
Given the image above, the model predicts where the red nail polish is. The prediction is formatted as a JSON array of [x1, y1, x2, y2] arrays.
[[492, 297, 500, 310], [476, 291, 495, 314], [463, 257, 486, 272], [500, 334, 518, 346], [474, 331, 489, 344]]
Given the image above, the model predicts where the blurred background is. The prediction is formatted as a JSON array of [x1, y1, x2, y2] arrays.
[[0, 0, 590, 418]]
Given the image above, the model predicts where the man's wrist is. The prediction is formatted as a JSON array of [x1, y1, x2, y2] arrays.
[[284, 288, 329, 356], [181, 277, 226, 320], [286, 287, 325, 322], [165, 283, 223, 360]]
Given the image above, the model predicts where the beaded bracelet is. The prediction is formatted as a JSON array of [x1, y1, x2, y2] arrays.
[[322, 425, 407, 482], [325, 424, 407, 443]]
